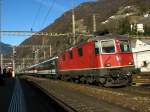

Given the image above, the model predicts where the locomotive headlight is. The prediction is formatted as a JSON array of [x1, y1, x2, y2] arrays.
[[128, 61, 133, 65], [105, 63, 111, 67]]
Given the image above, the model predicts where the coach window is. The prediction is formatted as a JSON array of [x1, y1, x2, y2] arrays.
[[101, 40, 115, 53], [78, 48, 83, 56], [69, 51, 73, 59], [95, 41, 101, 54]]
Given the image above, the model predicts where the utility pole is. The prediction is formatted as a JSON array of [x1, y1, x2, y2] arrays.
[[32, 46, 36, 64], [49, 44, 51, 57], [22, 58, 25, 70], [0, 0, 3, 74], [12, 47, 16, 77], [72, 0, 76, 45], [43, 51, 46, 59], [35, 48, 39, 64], [93, 14, 96, 33], [42, 36, 46, 59], [0, 54, 3, 74]]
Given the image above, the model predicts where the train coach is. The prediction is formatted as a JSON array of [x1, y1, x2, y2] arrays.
[[25, 34, 135, 87], [25, 57, 58, 78]]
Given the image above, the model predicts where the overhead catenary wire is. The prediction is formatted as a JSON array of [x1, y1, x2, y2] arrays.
[[0, 30, 70, 36], [31, 0, 43, 30], [0, 0, 3, 74], [41, 0, 56, 28], [0, 0, 2, 44]]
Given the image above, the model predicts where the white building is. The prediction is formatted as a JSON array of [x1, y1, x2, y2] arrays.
[[131, 38, 150, 72]]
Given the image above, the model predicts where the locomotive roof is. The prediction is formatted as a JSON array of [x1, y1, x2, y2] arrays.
[[62, 34, 129, 53], [88, 34, 128, 41]]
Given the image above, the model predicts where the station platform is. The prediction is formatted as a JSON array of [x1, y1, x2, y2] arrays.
[[0, 78, 15, 112], [0, 77, 67, 112]]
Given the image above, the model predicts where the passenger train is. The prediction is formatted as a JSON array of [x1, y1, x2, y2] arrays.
[[25, 34, 134, 87], [25, 57, 58, 77]]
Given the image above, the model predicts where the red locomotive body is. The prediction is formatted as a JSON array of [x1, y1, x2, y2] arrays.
[[57, 34, 134, 86]]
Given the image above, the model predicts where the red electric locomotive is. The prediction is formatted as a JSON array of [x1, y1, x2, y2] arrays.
[[57, 34, 134, 87]]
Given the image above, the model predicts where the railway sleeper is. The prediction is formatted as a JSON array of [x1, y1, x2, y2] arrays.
[[40, 73, 132, 87]]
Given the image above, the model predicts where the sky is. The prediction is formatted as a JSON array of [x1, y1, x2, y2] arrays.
[[1, 0, 96, 46]]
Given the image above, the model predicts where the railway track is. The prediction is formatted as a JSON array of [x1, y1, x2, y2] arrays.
[[110, 86, 150, 96], [88, 84, 150, 97], [22, 76, 150, 112], [60, 80, 150, 97], [20, 79, 72, 112], [27, 80, 79, 112], [23, 76, 134, 112]]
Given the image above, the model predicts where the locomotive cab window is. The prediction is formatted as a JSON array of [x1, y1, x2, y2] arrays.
[[101, 40, 115, 53], [119, 40, 131, 52], [95, 41, 101, 54]]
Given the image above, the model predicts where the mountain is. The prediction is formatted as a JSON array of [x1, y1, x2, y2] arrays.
[[43, 0, 150, 33], [0, 42, 12, 55], [16, 0, 150, 63]]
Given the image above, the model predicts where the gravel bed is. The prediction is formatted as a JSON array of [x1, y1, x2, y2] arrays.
[[23, 76, 150, 112]]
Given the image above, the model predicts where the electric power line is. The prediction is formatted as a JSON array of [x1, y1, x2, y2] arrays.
[[41, 0, 56, 28], [31, 0, 43, 30]]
